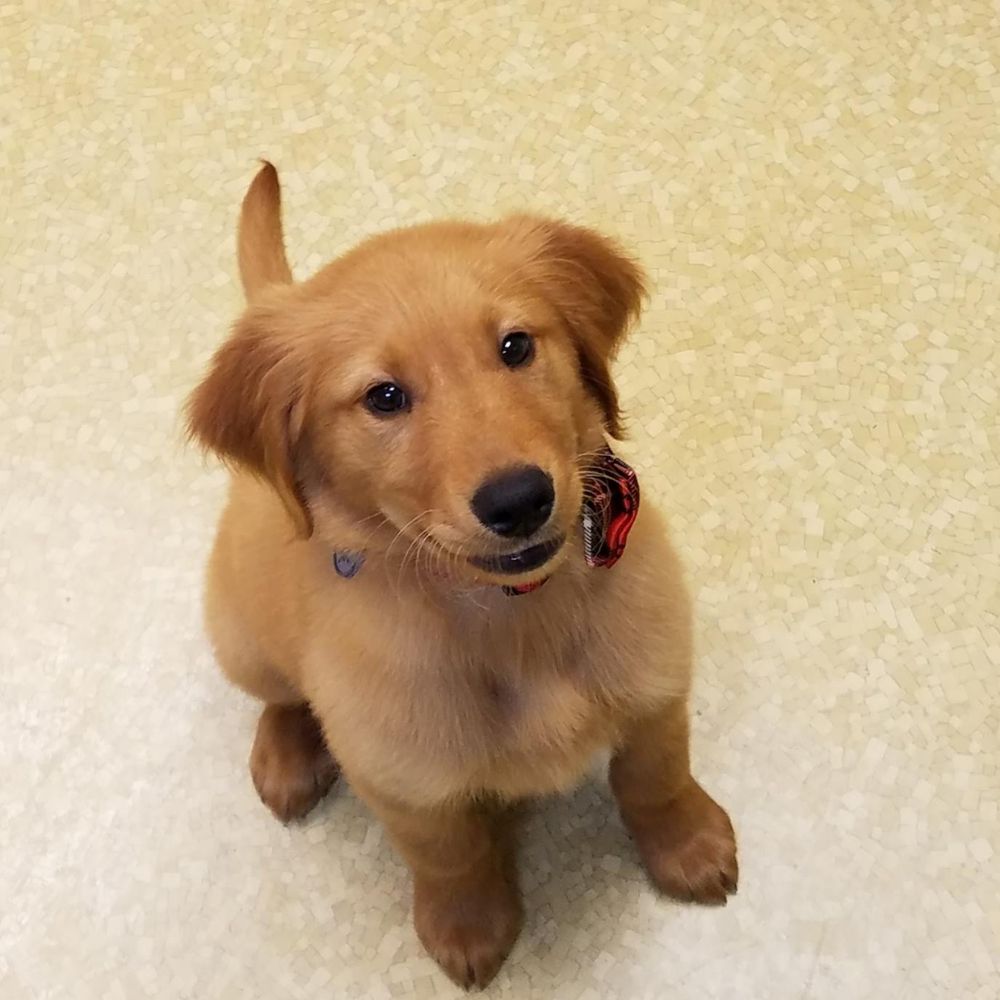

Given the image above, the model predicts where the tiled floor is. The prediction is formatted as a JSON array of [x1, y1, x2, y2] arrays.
[[3, 2, 998, 998]]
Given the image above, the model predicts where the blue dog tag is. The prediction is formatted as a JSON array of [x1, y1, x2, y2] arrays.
[[332, 551, 365, 579]]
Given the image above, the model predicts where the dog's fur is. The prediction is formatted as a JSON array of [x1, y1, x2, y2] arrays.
[[187, 164, 737, 989]]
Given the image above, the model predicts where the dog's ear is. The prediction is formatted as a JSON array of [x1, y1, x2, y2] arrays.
[[186, 309, 313, 537], [186, 163, 311, 536], [507, 217, 646, 438]]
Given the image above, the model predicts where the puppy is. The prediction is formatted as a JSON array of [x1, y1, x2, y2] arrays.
[[187, 163, 737, 989]]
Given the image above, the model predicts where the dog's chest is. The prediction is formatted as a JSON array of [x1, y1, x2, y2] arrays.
[[402, 599, 626, 791], [311, 575, 669, 803]]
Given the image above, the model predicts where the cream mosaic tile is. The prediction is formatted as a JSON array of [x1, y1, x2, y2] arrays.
[[2, 1, 998, 997]]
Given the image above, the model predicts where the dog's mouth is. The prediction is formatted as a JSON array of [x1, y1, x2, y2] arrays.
[[468, 535, 565, 576]]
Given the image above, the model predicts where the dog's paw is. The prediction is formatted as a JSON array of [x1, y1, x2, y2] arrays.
[[627, 780, 738, 906], [414, 869, 523, 990], [249, 704, 340, 822]]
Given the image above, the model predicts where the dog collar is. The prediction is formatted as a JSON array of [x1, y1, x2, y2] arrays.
[[330, 448, 640, 596]]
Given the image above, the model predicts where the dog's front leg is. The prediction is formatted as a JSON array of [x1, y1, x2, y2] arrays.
[[357, 785, 523, 989], [610, 697, 738, 905]]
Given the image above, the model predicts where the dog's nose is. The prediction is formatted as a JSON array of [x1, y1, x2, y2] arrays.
[[471, 465, 555, 538]]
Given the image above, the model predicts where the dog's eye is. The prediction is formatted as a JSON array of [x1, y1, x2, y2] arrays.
[[499, 331, 534, 368], [365, 382, 409, 415]]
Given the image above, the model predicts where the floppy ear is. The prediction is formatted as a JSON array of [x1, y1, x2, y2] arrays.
[[186, 309, 313, 537], [510, 217, 647, 438]]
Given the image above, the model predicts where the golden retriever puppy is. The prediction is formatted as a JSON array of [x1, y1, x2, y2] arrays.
[[187, 163, 737, 989]]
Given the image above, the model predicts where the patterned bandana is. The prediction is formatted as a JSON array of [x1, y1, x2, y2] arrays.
[[504, 447, 640, 595]]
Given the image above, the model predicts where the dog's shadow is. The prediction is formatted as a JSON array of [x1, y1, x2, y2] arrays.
[[515, 776, 652, 962]]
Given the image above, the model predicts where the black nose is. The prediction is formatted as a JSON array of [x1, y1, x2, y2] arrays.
[[471, 465, 555, 538]]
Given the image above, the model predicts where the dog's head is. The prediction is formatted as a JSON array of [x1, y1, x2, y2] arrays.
[[187, 164, 645, 588]]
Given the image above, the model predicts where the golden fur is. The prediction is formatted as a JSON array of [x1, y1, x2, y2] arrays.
[[187, 164, 737, 989]]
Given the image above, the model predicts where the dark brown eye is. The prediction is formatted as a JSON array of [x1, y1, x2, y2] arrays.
[[365, 382, 409, 415], [499, 331, 534, 368]]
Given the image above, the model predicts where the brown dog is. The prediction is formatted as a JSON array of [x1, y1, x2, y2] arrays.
[[187, 163, 737, 989]]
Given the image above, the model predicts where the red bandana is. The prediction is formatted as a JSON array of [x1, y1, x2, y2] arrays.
[[503, 448, 640, 596]]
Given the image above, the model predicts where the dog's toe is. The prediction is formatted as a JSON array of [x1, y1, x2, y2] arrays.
[[625, 780, 739, 906], [414, 869, 522, 990]]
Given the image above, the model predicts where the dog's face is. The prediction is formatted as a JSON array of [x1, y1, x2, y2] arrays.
[[188, 169, 645, 588]]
